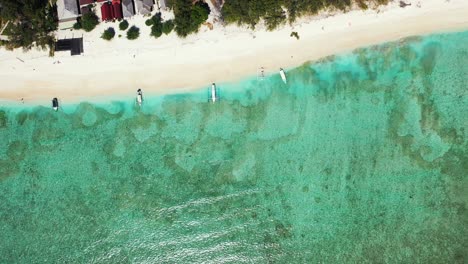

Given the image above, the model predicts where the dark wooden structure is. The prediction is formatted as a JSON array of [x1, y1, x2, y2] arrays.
[[55, 37, 84, 56]]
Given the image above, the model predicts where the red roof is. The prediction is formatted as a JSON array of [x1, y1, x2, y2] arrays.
[[79, 0, 94, 5], [112, 2, 122, 19], [100, 2, 112, 21], [110, 2, 115, 18]]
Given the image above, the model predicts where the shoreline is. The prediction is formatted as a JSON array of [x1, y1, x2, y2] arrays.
[[0, 0, 467, 106]]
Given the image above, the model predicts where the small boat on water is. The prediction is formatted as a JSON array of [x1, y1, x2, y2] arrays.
[[136, 89, 143, 106], [279, 68, 287, 84], [210, 83, 218, 103], [52, 98, 59, 111]]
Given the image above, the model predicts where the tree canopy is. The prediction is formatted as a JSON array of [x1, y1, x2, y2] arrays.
[[173, 0, 210, 37], [150, 13, 163, 38], [148, 13, 174, 38], [222, 0, 390, 30], [0, 0, 57, 50], [162, 20, 174, 35], [126, 25, 140, 40], [81, 12, 99, 32], [101, 27, 115, 40], [73, 22, 82, 30], [119, 20, 129, 30], [0, 0, 393, 51]]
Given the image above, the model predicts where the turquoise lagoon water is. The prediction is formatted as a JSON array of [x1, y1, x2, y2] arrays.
[[0, 31, 467, 263]]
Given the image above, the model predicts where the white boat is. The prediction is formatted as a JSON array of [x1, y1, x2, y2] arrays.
[[52, 98, 59, 111], [279, 68, 287, 84], [136, 89, 143, 106], [210, 83, 218, 103]]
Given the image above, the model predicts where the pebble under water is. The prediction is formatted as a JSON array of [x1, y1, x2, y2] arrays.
[[0, 31, 467, 263]]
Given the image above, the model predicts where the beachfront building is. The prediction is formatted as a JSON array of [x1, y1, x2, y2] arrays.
[[112, 0, 123, 20], [135, 0, 154, 15], [101, 2, 113, 21], [79, 0, 94, 6], [80, 5, 91, 15], [78, 0, 94, 16], [100, 0, 123, 21], [56, 0, 80, 29], [158, 0, 167, 10], [122, 0, 135, 18], [55, 37, 84, 56]]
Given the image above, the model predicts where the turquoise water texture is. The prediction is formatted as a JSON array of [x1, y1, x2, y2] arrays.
[[0, 31, 467, 263]]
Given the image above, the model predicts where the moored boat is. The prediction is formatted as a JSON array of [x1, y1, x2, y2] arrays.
[[280, 68, 287, 84], [52, 98, 59, 111], [136, 89, 143, 106], [210, 83, 218, 103]]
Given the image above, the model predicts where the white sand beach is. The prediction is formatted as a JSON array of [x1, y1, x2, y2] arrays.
[[0, 0, 467, 105]]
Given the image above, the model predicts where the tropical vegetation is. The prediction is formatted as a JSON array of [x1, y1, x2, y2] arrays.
[[80, 12, 99, 32], [119, 20, 129, 30], [0, 0, 57, 50], [172, 0, 210, 37], [101, 27, 115, 40], [126, 25, 140, 40], [0, 0, 394, 52], [162, 20, 174, 35], [73, 22, 82, 30], [150, 13, 163, 38], [222, 0, 391, 30]]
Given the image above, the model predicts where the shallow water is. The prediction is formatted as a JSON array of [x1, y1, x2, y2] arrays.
[[0, 31, 467, 263]]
